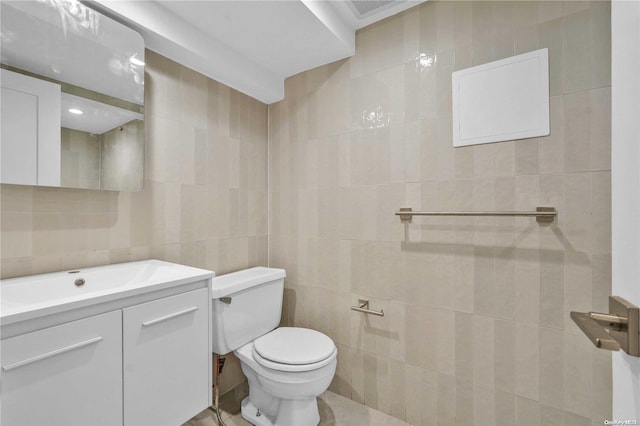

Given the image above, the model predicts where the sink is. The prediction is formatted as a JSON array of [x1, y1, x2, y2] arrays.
[[1, 259, 214, 325]]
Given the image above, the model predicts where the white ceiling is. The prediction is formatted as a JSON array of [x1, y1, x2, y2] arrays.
[[89, 0, 427, 104], [61, 93, 143, 135]]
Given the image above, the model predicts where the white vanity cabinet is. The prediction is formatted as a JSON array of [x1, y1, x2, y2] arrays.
[[1, 261, 214, 426], [1, 311, 123, 426], [123, 288, 210, 426]]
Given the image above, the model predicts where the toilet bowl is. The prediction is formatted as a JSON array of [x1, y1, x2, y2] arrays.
[[210, 268, 337, 426]]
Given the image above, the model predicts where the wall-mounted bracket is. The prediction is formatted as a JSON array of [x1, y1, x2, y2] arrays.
[[571, 296, 639, 357]]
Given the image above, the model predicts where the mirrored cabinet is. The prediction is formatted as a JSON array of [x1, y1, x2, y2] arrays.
[[0, 1, 145, 191]]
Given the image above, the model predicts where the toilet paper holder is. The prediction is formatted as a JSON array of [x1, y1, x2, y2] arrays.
[[350, 299, 384, 317], [570, 296, 639, 357]]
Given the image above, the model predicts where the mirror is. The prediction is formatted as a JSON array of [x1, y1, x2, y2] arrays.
[[1, 0, 145, 191]]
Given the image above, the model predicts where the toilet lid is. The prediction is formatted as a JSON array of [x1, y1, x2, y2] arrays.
[[253, 327, 335, 365]]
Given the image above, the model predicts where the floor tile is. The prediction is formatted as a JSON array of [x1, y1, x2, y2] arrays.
[[186, 390, 410, 426]]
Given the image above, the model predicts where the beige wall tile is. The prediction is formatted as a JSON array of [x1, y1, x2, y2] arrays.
[[455, 312, 474, 385], [436, 308, 455, 376], [363, 352, 379, 411], [373, 355, 391, 415], [540, 96, 565, 174], [563, 1, 591, 17], [2, 212, 33, 258], [494, 247, 517, 322], [405, 304, 437, 369], [389, 359, 406, 420], [516, 247, 541, 326], [564, 91, 592, 173], [563, 10, 591, 94], [591, 347, 612, 423], [387, 301, 407, 362], [539, 247, 565, 330], [564, 250, 593, 334], [471, 2, 492, 43], [437, 372, 456, 425], [515, 139, 539, 176], [419, 368, 438, 426], [591, 171, 611, 255], [516, 396, 541, 426], [495, 390, 517, 426], [538, 2, 564, 24], [565, 172, 593, 254], [456, 376, 475, 426], [474, 385, 496, 426], [592, 254, 611, 315], [565, 411, 592, 426], [453, 247, 474, 313], [404, 363, 422, 425], [539, 18, 564, 97], [473, 315, 495, 389], [474, 246, 495, 316], [495, 319, 516, 394], [539, 327, 565, 408], [564, 333, 593, 418], [515, 323, 540, 401], [541, 404, 566, 426], [589, 2, 611, 90], [515, 24, 539, 55], [590, 88, 611, 171]]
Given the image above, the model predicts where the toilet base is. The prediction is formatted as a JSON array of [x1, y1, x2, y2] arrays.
[[241, 398, 273, 426], [240, 396, 320, 426]]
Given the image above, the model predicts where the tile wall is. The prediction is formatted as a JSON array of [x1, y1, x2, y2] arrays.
[[0, 50, 269, 393], [101, 119, 144, 191], [60, 119, 144, 191], [268, 1, 612, 425], [61, 127, 101, 190]]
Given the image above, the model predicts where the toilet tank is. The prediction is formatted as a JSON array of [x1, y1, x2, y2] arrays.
[[210, 267, 286, 355]]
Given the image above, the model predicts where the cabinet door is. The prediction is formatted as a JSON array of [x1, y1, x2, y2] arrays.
[[1, 311, 122, 426], [123, 288, 209, 426], [1, 69, 61, 186]]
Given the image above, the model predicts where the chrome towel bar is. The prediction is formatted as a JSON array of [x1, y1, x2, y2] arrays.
[[351, 299, 384, 317], [396, 206, 556, 224]]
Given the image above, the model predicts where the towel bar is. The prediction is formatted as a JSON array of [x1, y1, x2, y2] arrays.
[[396, 206, 556, 224]]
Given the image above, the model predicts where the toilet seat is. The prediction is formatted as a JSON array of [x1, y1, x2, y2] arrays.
[[252, 327, 337, 373]]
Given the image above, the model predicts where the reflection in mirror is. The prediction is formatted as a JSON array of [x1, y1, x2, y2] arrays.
[[0, 0, 145, 191]]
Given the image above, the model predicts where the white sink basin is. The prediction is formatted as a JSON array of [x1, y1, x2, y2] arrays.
[[1, 259, 214, 325]]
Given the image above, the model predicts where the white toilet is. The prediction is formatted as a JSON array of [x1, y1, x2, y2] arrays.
[[210, 267, 337, 426]]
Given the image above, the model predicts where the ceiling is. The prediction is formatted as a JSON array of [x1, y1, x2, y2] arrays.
[[89, 0, 427, 104], [61, 93, 143, 135]]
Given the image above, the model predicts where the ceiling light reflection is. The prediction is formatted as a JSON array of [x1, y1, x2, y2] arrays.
[[362, 105, 392, 129], [412, 52, 436, 72], [129, 56, 145, 67]]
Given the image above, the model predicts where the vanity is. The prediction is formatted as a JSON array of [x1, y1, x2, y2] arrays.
[[0, 260, 214, 426]]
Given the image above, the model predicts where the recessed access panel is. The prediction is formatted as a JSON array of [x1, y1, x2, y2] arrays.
[[452, 48, 549, 147]]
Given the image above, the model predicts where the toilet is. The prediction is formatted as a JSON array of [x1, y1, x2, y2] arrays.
[[210, 267, 337, 426]]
